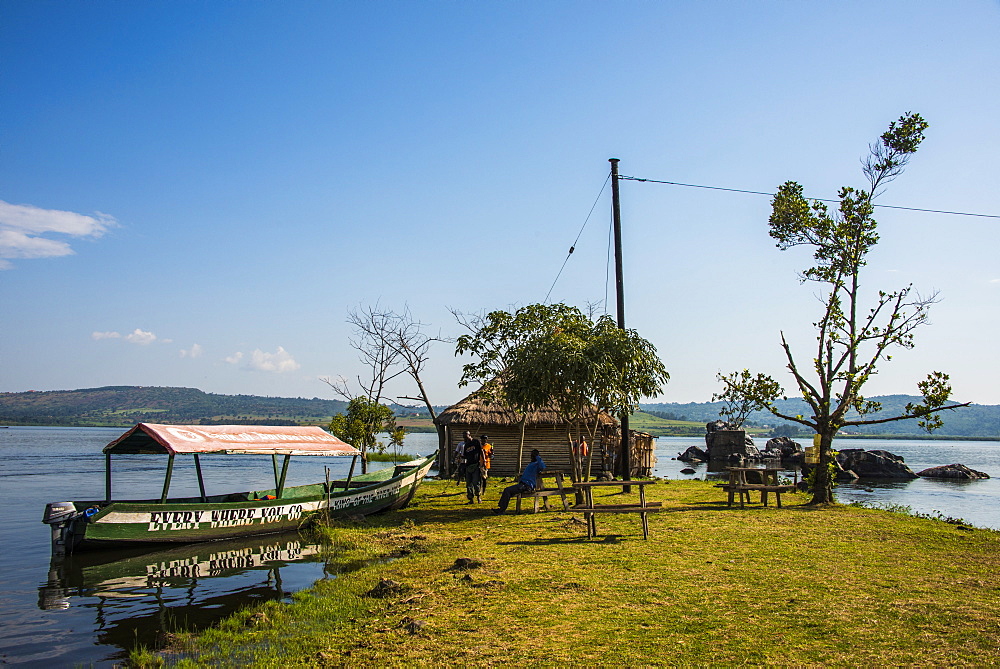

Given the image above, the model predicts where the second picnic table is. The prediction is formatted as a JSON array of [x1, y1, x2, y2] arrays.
[[572, 479, 662, 540], [719, 467, 796, 508]]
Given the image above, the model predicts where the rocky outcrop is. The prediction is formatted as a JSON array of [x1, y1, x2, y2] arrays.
[[704, 421, 767, 462], [836, 449, 917, 479], [677, 445, 709, 462], [762, 436, 803, 461], [917, 463, 990, 480]]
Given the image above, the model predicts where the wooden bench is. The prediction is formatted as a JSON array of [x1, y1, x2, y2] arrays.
[[716, 483, 797, 508], [515, 471, 574, 513]]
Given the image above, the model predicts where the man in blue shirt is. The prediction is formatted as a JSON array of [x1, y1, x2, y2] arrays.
[[494, 449, 546, 514]]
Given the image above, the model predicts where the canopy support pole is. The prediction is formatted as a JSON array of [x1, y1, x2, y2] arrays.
[[160, 454, 175, 503], [194, 454, 207, 502], [105, 453, 112, 503], [276, 454, 291, 498], [344, 454, 358, 490], [272, 454, 280, 493]]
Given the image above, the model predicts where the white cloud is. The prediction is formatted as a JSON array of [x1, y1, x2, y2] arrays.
[[0, 200, 116, 269], [93, 329, 165, 345], [92, 331, 122, 340], [250, 347, 300, 373], [226, 346, 300, 373], [125, 329, 157, 345], [990, 278, 1000, 284], [180, 343, 204, 358]]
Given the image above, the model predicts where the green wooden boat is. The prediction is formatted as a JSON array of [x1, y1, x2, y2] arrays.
[[42, 423, 437, 555]]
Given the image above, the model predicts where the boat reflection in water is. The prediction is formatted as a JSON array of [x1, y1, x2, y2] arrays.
[[39, 532, 330, 660]]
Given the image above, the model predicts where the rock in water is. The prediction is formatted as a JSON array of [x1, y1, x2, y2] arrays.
[[764, 436, 803, 459], [917, 463, 990, 480], [677, 445, 708, 462], [836, 449, 918, 479]]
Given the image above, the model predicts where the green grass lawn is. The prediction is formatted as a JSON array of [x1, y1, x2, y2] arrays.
[[145, 478, 1000, 667]]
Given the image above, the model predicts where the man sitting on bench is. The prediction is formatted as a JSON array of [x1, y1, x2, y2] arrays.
[[494, 449, 546, 515]]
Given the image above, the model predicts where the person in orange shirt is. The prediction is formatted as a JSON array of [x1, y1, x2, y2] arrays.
[[479, 435, 494, 496]]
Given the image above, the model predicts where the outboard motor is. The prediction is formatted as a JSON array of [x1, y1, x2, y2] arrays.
[[42, 502, 82, 556]]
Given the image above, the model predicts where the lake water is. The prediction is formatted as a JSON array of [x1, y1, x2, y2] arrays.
[[0, 426, 438, 667], [0, 427, 996, 666], [652, 435, 1000, 528]]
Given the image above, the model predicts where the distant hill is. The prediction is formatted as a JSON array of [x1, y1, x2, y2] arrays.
[[640, 396, 1000, 439], [0, 386, 348, 427], [3, 387, 995, 437]]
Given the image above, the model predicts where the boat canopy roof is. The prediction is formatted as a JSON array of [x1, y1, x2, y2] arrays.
[[103, 423, 362, 456]]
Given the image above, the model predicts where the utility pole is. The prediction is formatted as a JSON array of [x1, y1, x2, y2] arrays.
[[610, 158, 631, 487]]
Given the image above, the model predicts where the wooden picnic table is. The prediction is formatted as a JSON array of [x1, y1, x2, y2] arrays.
[[572, 479, 662, 539], [718, 467, 796, 508]]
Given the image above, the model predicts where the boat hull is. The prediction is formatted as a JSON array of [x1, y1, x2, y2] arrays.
[[50, 455, 435, 553]]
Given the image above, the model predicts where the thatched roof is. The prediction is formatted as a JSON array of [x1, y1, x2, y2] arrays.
[[435, 388, 617, 428]]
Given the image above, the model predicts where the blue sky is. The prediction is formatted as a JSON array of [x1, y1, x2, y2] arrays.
[[2, 1, 998, 406]]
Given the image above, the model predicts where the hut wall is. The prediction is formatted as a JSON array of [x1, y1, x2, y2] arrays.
[[447, 424, 608, 478], [598, 426, 658, 478]]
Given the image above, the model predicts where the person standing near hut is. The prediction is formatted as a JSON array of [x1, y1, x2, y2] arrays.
[[479, 434, 494, 496], [463, 437, 485, 503], [453, 430, 471, 484], [494, 449, 546, 514]]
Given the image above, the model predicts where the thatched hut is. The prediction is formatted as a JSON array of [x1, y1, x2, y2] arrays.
[[434, 390, 654, 478]]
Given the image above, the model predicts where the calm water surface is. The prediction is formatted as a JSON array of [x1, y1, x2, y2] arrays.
[[1, 427, 995, 666], [653, 435, 1000, 528], [0, 427, 437, 667]]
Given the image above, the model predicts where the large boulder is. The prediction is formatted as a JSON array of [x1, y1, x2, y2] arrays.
[[763, 436, 803, 460], [706, 428, 761, 461], [677, 445, 709, 463], [917, 464, 990, 480], [704, 420, 734, 450], [836, 448, 917, 479]]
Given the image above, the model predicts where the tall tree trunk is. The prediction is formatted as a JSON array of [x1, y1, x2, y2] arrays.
[[517, 415, 527, 475], [584, 420, 596, 482], [809, 429, 835, 504]]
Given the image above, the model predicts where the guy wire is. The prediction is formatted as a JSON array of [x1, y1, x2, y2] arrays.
[[544, 172, 612, 304]]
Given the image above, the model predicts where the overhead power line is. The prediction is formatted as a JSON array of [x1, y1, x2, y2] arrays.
[[619, 175, 1000, 219]]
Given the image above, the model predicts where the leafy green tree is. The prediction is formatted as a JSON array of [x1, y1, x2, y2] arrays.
[[457, 303, 669, 479], [454, 304, 587, 397], [328, 396, 404, 473], [715, 369, 777, 428], [715, 113, 969, 504]]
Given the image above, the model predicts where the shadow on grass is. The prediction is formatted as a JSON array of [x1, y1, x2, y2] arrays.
[[678, 498, 830, 515], [495, 536, 602, 546]]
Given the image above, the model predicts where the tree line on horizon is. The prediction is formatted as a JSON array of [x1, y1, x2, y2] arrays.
[[0, 386, 347, 427], [1, 386, 995, 437]]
